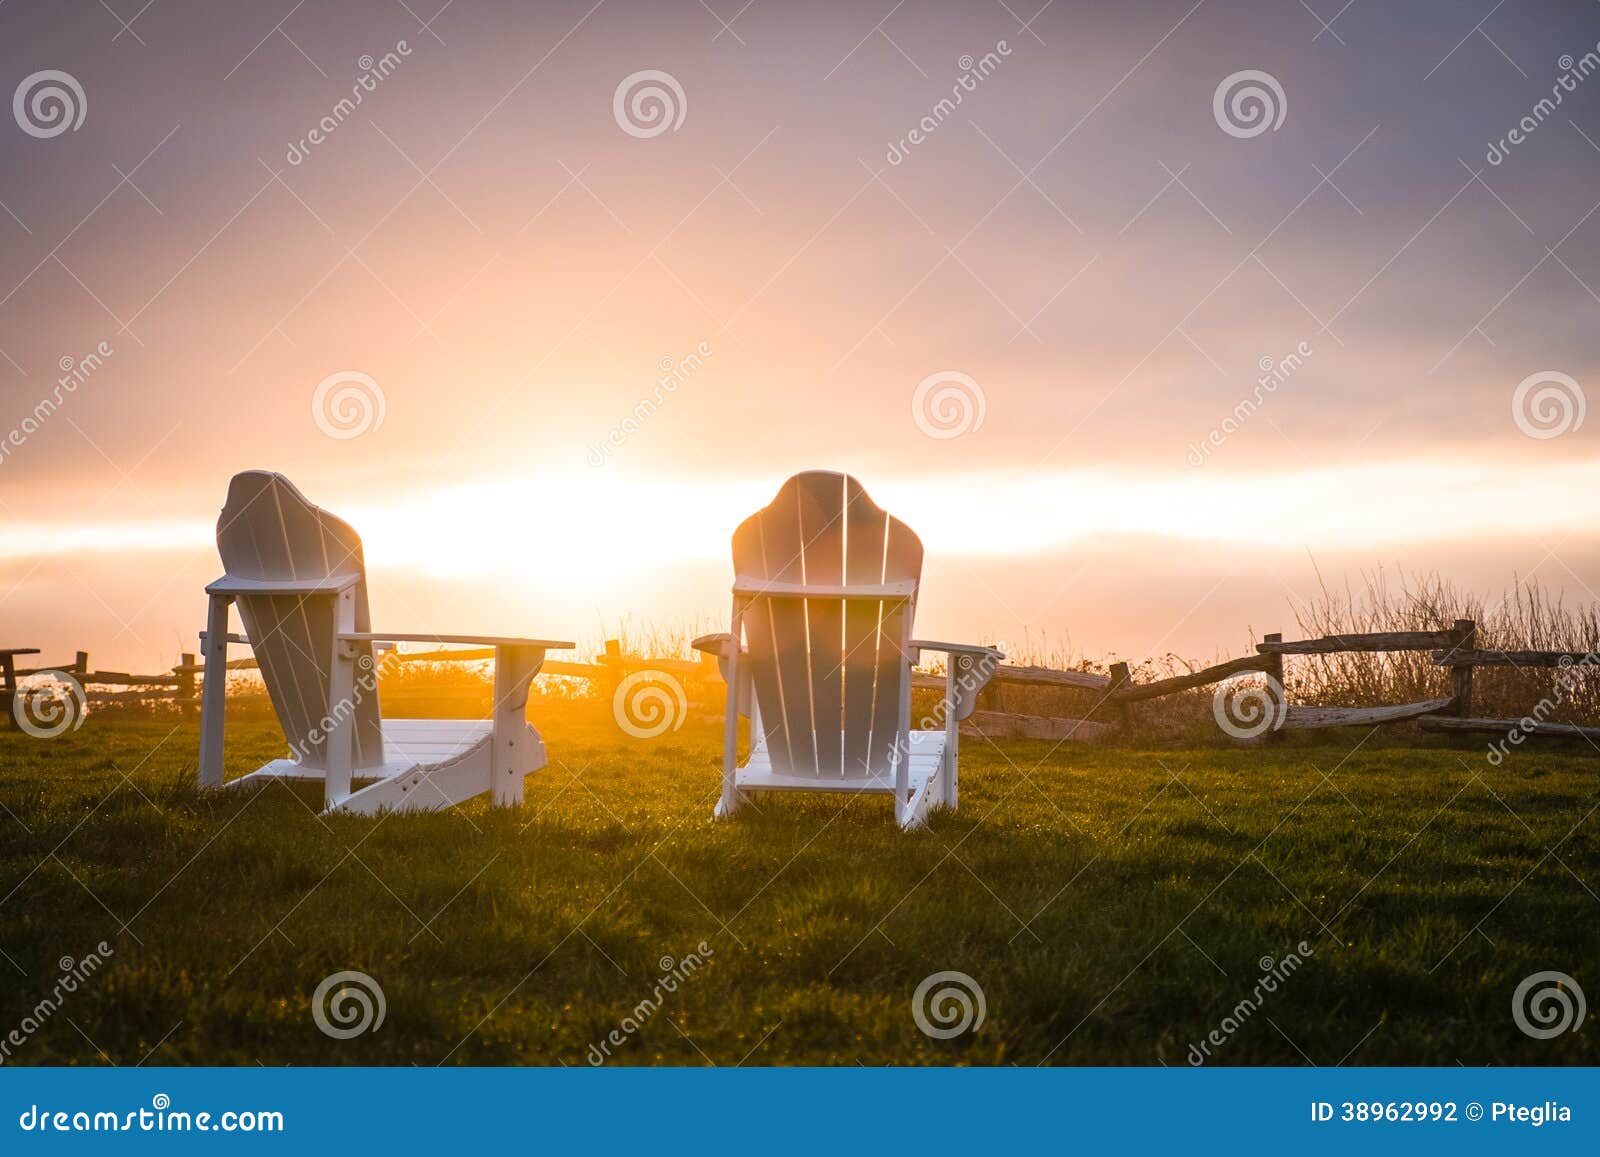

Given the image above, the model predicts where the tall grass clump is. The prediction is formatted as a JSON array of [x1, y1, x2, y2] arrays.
[[1284, 568, 1600, 721]]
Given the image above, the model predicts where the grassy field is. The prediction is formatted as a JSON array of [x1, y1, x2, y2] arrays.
[[1, 706, 1596, 1066]]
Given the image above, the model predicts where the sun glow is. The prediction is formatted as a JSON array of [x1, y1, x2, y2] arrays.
[[6, 459, 1599, 585], [343, 476, 772, 583]]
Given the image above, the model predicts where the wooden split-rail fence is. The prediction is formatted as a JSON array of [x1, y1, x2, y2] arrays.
[[0, 640, 720, 726], [968, 618, 1600, 744], [3, 620, 1596, 743], [1, 647, 206, 722]]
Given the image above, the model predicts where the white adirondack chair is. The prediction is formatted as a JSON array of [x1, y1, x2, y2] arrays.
[[693, 471, 1003, 830], [195, 470, 573, 815]]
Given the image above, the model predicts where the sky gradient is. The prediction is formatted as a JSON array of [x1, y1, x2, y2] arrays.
[[2, 0, 1599, 669]]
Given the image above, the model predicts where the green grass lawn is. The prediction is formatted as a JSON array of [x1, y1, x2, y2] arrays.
[[1, 707, 1596, 1066]]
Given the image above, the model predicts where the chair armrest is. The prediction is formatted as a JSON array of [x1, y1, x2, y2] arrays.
[[207, 573, 361, 596], [205, 633, 390, 652], [732, 578, 918, 601], [692, 632, 740, 658], [198, 632, 250, 646], [336, 633, 575, 649], [911, 641, 1006, 722], [911, 640, 1006, 661], [691, 633, 751, 715], [910, 639, 1006, 668]]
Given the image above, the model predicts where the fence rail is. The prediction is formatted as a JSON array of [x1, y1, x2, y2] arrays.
[[1108, 654, 1272, 703], [1255, 630, 1463, 655], [1428, 649, 1595, 668], [1279, 698, 1453, 731], [1419, 715, 1600, 740]]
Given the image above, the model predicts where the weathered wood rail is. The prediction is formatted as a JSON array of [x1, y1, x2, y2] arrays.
[[962, 663, 1112, 741], [1419, 715, 1600, 740], [1109, 654, 1272, 703], [1429, 649, 1596, 668], [1092, 618, 1600, 741], [1281, 699, 1453, 730], [1256, 630, 1463, 654]]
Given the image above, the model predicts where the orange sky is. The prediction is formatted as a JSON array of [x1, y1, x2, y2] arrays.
[[2, 0, 1598, 669]]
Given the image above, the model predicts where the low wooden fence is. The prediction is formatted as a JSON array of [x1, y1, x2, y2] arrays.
[[0, 640, 724, 727], [5, 621, 1596, 743], [1074, 624, 1473, 738], [1057, 619, 1598, 742], [1, 647, 202, 721], [960, 664, 1114, 742]]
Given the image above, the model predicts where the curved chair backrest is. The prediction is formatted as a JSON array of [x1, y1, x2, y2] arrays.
[[731, 471, 924, 779], [216, 471, 384, 770]]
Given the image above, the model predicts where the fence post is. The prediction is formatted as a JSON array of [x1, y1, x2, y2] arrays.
[[1107, 661, 1133, 731], [598, 638, 624, 706], [1261, 633, 1287, 739], [177, 652, 197, 717], [74, 651, 89, 676], [1450, 619, 1476, 718], [0, 653, 15, 729]]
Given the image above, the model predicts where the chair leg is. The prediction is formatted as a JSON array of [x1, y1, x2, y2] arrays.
[[892, 647, 913, 827], [322, 590, 358, 809], [197, 593, 231, 789], [943, 669, 961, 810], [714, 603, 748, 820], [491, 645, 545, 806]]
